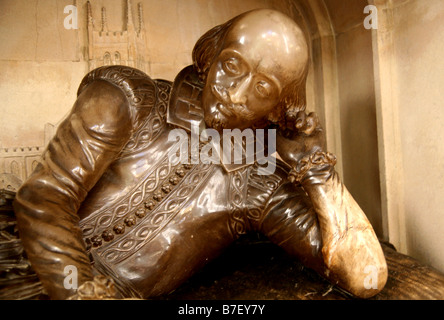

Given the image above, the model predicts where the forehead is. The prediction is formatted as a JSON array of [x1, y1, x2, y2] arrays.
[[221, 11, 308, 82]]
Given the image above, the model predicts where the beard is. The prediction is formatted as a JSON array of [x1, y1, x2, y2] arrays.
[[202, 82, 258, 131], [204, 111, 228, 132], [203, 102, 258, 132]]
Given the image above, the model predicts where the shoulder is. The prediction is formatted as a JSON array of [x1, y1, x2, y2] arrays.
[[73, 66, 151, 132], [75, 66, 171, 129], [73, 77, 132, 135], [77, 66, 154, 98]]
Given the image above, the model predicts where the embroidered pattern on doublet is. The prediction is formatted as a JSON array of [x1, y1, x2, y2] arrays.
[[227, 163, 284, 237], [97, 163, 215, 264], [79, 154, 177, 242], [245, 163, 283, 228], [120, 80, 171, 156], [227, 167, 249, 237]]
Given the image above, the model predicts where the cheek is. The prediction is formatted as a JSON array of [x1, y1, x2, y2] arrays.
[[208, 62, 235, 87], [246, 96, 279, 119], [207, 62, 221, 82]]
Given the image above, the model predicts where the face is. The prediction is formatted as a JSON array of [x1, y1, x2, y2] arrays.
[[201, 10, 308, 132], [202, 47, 283, 131]]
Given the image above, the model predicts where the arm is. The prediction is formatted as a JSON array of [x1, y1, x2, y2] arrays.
[[276, 112, 387, 298], [13, 79, 132, 299]]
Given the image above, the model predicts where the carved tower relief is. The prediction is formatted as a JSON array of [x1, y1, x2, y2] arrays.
[[87, 0, 148, 73]]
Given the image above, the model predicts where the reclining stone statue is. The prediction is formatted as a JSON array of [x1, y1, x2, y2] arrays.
[[11, 9, 387, 299]]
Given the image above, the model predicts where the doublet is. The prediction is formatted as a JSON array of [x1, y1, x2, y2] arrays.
[[14, 65, 324, 299]]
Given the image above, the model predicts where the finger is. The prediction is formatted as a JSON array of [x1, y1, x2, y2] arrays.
[[295, 111, 306, 130], [303, 112, 321, 135], [303, 115, 316, 135], [309, 112, 322, 130]]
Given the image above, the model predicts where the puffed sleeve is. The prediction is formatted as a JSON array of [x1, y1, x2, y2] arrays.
[[13, 79, 133, 299], [259, 181, 326, 274], [260, 166, 387, 298]]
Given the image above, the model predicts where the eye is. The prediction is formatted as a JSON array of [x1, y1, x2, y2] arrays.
[[223, 58, 240, 75], [255, 81, 271, 98]]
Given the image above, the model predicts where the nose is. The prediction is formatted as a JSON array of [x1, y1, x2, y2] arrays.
[[228, 74, 252, 104]]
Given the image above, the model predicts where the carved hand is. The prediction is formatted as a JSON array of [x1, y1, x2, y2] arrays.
[[277, 113, 387, 298], [277, 111, 325, 165]]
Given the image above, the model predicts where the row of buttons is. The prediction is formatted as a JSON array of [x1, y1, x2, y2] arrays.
[[85, 163, 194, 250]]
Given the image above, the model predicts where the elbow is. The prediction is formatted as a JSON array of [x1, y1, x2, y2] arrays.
[[322, 239, 388, 298], [331, 254, 388, 299], [343, 260, 388, 299]]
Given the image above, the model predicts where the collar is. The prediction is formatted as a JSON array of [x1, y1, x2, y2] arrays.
[[166, 65, 253, 173]]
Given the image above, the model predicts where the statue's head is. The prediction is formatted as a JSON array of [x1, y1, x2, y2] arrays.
[[192, 9, 309, 131]]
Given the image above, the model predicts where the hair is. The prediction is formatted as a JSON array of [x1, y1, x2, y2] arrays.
[[192, 12, 309, 129]]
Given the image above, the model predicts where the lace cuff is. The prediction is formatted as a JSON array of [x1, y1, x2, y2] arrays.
[[68, 275, 117, 300], [288, 151, 337, 185]]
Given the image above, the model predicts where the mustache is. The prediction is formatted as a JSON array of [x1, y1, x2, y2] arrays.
[[210, 84, 255, 120]]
